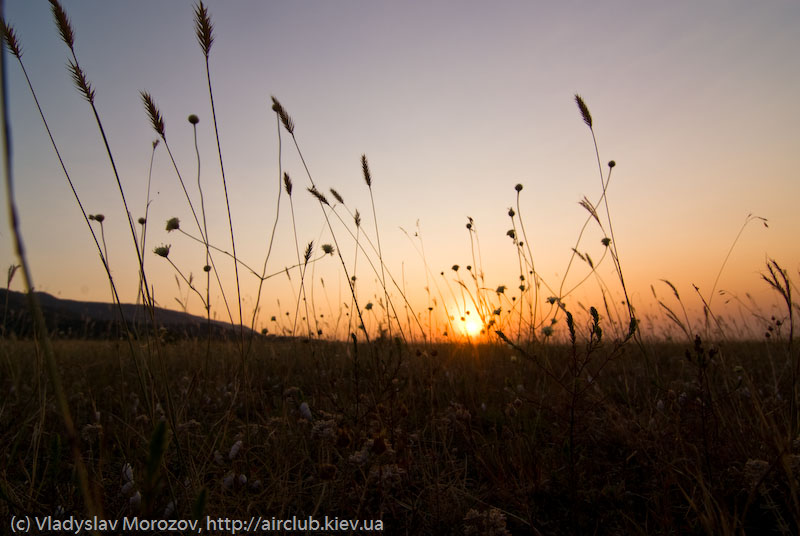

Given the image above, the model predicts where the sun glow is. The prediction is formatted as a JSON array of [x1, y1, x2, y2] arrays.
[[461, 316, 484, 338]]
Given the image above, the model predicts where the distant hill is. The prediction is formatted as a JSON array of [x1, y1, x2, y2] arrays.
[[0, 289, 253, 340]]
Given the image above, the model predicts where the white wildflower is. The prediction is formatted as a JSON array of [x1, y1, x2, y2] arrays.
[[299, 402, 312, 420], [229, 440, 242, 460]]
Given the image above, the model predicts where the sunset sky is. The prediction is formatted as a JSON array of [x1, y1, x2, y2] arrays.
[[1, 1, 798, 340]]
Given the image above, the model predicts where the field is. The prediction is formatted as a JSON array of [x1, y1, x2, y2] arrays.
[[2, 2, 800, 534], [2, 334, 799, 534]]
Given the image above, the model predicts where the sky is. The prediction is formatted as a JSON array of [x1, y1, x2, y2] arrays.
[[1, 0, 798, 341]]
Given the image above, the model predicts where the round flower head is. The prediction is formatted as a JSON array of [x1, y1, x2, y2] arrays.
[[203, 265, 211, 272], [515, 183, 523, 192], [138, 217, 146, 225], [188, 114, 199, 125], [166, 217, 180, 232], [608, 160, 616, 168], [154, 245, 171, 258], [92, 214, 105, 223]]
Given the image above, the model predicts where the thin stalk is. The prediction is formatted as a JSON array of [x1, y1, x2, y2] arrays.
[[3, 15, 152, 414], [1, 15, 97, 516], [189, 116, 212, 361], [363, 155, 391, 338], [195, 2, 244, 355], [248, 112, 285, 349], [272, 96, 369, 343]]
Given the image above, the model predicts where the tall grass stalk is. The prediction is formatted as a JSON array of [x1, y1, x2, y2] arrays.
[[140, 92, 235, 330], [1, 8, 97, 516], [272, 96, 368, 342], [326, 197, 418, 341], [514, 185, 541, 339], [2, 14, 153, 416], [188, 114, 212, 361], [761, 259, 797, 438], [248, 110, 286, 348], [194, 1, 245, 354], [400, 223, 453, 340], [362, 155, 392, 338], [702, 213, 769, 337], [49, 0, 188, 473], [285, 172, 313, 336], [574, 94, 636, 332], [49, 0, 155, 317], [137, 139, 159, 311]]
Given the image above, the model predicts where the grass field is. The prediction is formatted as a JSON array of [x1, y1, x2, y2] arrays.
[[2, 333, 799, 534]]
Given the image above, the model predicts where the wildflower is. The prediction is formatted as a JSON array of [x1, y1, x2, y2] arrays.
[[506, 229, 515, 239], [452, 264, 459, 272], [203, 265, 211, 272], [496, 285, 506, 294], [228, 440, 242, 460], [166, 217, 180, 231], [321, 244, 334, 255], [508, 208, 515, 217], [153, 245, 170, 258], [90, 214, 105, 223], [608, 160, 616, 168], [121, 480, 135, 496], [188, 114, 199, 125], [542, 325, 554, 337], [122, 463, 134, 483], [137, 217, 146, 225], [514, 183, 523, 192], [601, 237, 611, 247]]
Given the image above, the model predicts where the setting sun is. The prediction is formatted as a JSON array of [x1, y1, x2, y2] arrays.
[[462, 316, 484, 338]]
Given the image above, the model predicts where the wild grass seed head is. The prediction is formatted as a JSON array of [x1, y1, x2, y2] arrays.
[[140, 91, 165, 138], [361, 154, 372, 187], [1, 19, 22, 58], [49, 0, 75, 50], [193, 1, 214, 58], [283, 173, 293, 196], [271, 96, 294, 134], [68, 61, 95, 103], [575, 94, 592, 128]]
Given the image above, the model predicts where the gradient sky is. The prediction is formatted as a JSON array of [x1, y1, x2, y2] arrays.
[[2, 1, 798, 340]]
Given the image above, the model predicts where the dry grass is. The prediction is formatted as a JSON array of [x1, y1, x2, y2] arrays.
[[1, 336, 799, 534]]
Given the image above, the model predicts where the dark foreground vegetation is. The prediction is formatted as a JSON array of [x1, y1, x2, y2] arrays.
[[2, 335, 799, 535]]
